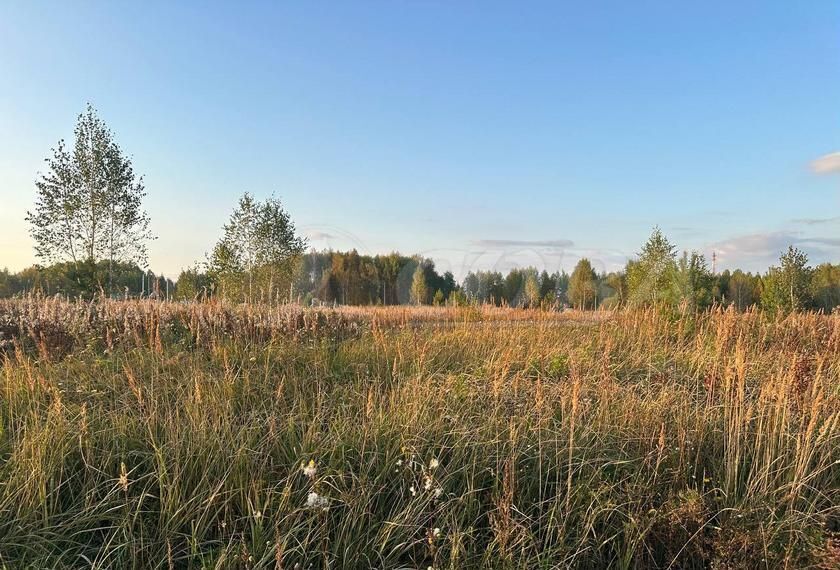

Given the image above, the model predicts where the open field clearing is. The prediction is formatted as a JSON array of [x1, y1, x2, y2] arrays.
[[4, 3, 840, 569], [0, 298, 838, 569]]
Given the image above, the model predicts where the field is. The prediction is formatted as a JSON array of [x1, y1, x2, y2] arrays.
[[0, 298, 838, 569]]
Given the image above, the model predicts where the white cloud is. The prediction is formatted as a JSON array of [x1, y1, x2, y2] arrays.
[[791, 216, 840, 225], [810, 152, 840, 174], [709, 231, 840, 272], [472, 238, 574, 248]]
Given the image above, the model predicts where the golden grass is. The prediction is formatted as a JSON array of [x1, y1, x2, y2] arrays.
[[0, 298, 838, 568]]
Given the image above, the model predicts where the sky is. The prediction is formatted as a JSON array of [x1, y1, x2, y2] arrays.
[[1, 1, 838, 280]]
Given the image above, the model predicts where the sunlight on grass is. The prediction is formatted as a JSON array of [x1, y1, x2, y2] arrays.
[[0, 298, 838, 568]]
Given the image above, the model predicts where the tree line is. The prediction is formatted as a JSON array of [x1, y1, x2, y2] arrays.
[[0, 261, 173, 299], [4, 228, 839, 314], [3, 105, 839, 314], [454, 228, 840, 314]]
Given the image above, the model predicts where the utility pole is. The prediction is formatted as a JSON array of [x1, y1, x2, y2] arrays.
[[712, 251, 717, 275]]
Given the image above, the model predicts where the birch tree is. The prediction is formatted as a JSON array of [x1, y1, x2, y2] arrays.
[[208, 193, 306, 303], [26, 104, 152, 293]]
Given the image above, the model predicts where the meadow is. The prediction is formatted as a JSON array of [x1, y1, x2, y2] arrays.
[[0, 297, 837, 569]]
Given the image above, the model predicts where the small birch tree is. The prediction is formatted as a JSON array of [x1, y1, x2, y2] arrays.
[[26, 104, 152, 293]]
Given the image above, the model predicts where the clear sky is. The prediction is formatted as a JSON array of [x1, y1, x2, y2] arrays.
[[1, 1, 838, 279]]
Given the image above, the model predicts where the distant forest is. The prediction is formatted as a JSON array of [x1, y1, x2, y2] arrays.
[[5, 105, 839, 314], [2, 236, 840, 314]]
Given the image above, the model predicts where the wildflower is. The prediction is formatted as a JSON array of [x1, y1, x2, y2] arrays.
[[423, 474, 433, 491], [433, 487, 443, 499], [396, 459, 403, 466], [306, 491, 329, 510], [429, 458, 439, 470], [254, 510, 262, 520], [409, 485, 417, 497], [301, 459, 317, 479], [433, 527, 441, 538]]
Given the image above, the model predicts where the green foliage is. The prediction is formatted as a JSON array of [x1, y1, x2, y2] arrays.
[[810, 263, 840, 313], [462, 268, 567, 307], [324, 249, 380, 304], [0, 261, 170, 299], [627, 227, 677, 306], [724, 270, 761, 311], [672, 251, 714, 310], [547, 353, 570, 377], [26, 104, 153, 294], [621, 230, 719, 312], [523, 269, 541, 308], [568, 258, 598, 309], [601, 271, 627, 307], [0, 268, 21, 298], [448, 288, 468, 307], [410, 263, 428, 305], [462, 270, 505, 305], [761, 246, 812, 314], [208, 193, 306, 303], [174, 266, 214, 301], [503, 270, 524, 306], [290, 251, 457, 306], [538, 270, 554, 299]]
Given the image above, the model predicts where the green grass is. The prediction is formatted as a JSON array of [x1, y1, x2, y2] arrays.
[[0, 299, 838, 568]]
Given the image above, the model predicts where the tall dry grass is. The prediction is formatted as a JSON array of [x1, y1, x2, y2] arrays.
[[0, 298, 837, 568]]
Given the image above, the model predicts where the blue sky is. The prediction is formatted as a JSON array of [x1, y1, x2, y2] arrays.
[[1, 1, 838, 279]]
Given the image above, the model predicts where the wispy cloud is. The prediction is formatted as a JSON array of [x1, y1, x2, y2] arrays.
[[307, 231, 338, 241], [709, 231, 840, 272], [472, 238, 574, 248], [791, 216, 840, 226], [668, 225, 706, 238], [810, 152, 840, 174], [803, 236, 840, 247]]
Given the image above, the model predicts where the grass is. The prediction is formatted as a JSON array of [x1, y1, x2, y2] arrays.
[[0, 297, 838, 568]]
